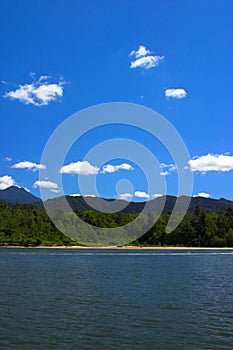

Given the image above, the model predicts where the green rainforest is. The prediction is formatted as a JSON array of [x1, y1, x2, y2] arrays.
[[0, 202, 233, 247]]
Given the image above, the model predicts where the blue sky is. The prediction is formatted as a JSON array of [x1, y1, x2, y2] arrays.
[[0, 0, 232, 201]]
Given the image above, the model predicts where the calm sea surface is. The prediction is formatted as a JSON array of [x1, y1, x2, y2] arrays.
[[0, 248, 233, 350]]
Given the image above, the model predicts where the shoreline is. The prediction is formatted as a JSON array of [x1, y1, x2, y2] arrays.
[[1, 245, 233, 250]]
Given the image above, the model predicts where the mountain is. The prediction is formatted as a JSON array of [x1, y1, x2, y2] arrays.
[[1, 186, 232, 213], [44, 195, 233, 214], [187, 196, 233, 212], [44, 195, 175, 214], [0, 186, 41, 204]]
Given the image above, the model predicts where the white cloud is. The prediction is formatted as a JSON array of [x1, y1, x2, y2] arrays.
[[130, 45, 150, 58], [33, 180, 59, 189], [102, 163, 133, 173], [23, 187, 30, 192], [130, 55, 164, 69], [160, 171, 169, 176], [188, 154, 233, 173], [5, 157, 12, 161], [134, 191, 150, 199], [194, 192, 211, 198], [165, 88, 187, 99], [50, 189, 61, 193], [4, 76, 64, 106], [60, 161, 99, 175], [130, 45, 164, 69], [160, 163, 176, 176], [151, 193, 164, 199], [167, 164, 176, 172], [118, 193, 133, 201], [160, 163, 176, 168], [70, 193, 81, 197], [0, 175, 16, 189], [84, 194, 97, 198], [38, 75, 51, 82], [12, 161, 46, 171]]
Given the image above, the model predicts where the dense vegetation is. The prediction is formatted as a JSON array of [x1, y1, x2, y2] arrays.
[[0, 203, 76, 246], [0, 202, 233, 247], [136, 207, 233, 247]]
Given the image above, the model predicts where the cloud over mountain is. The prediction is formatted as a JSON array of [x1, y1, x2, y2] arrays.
[[0, 175, 16, 190], [134, 191, 150, 199]]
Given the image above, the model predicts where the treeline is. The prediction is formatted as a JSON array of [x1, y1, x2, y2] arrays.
[[0, 202, 233, 247], [0, 203, 75, 246], [136, 207, 233, 247]]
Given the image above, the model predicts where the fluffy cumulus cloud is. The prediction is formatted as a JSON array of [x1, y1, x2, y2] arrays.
[[160, 163, 176, 176], [60, 161, 99, 175], [188, 154, 233, 173], [50, 189, 61, 193], [33, 180, 59, 189], [194, 192, 211, 198], [102, 163, 133, 173], [151, 193, 164, 199], [130, 45, 151, 58], [165, 88, 187, 99], [0, 175, 16, 189], [83, 193, 98, 198], [4, 75, 64, 106], [130, 45, 164, 69], [118, 193, 133, 201], [12, 161, 46, 171], [84, 194, 97, 198], [134, 191, 150, 199], [160, 171, 169, 176]]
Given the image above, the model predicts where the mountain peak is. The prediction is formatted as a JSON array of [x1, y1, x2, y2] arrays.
[[0, 186, 41, 203]]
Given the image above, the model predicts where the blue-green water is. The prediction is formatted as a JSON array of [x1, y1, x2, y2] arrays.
[[0, 248, 233, 350]]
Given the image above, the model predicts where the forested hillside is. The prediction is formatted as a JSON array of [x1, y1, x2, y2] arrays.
[[0, 203, 233, 247]]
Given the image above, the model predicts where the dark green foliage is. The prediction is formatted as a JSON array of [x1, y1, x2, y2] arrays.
[[0, 202, 232, 247], [0, 202, 76, 246], [136, 206, 233, 247]]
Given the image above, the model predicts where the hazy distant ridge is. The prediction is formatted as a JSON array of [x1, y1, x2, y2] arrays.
[[1, 186, 232, 214]]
